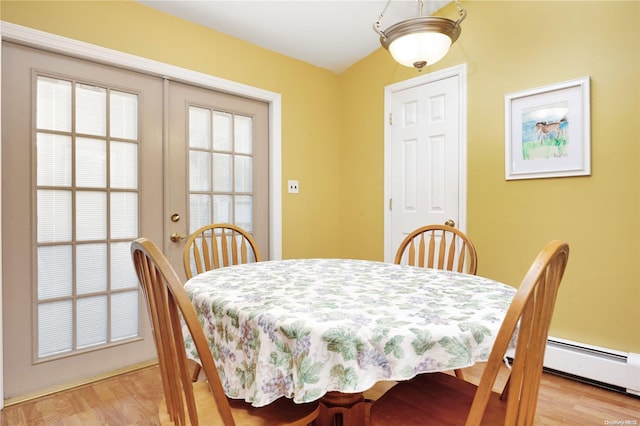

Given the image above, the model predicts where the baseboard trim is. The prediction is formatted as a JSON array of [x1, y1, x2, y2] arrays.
[[544, 337, 640, 396], [3, 359, 158, 407]]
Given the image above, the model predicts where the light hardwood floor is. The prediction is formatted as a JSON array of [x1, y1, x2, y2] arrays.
[[1, 363, 638, 425]]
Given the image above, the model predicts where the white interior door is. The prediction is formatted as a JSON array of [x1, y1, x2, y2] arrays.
[[384, 66, 467, 262]]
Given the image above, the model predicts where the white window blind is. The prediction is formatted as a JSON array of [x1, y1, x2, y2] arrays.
[[188, 106, 255, 234], [35, 75, 141, 359]]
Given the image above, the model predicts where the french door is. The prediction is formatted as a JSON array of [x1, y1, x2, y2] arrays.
[[164, 80, 269, 279], [1, 41, 268, 399]]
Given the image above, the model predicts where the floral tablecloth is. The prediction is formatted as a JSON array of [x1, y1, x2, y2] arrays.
[[184, 258, 515, 407]]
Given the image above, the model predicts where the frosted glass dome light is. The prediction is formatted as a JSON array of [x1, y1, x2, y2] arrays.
[[375, 0, 467, 72]]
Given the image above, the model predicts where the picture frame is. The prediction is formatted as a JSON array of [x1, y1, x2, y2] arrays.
[[505, 77, 590, 180]]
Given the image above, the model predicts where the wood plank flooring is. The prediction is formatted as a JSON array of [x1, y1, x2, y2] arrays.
[[460, 363, 640, 425], [0, 366, 163, 425], [1, 362, 638, 425]]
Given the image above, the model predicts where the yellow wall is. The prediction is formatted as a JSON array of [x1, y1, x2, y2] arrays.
[[342, 1, 640, 353], [2, 0, 639, 353]]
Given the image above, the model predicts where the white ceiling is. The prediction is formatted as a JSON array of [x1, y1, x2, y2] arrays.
[[136, 1, 448, 73]]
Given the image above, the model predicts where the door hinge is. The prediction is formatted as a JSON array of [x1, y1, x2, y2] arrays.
[[389, 113, 393, 125], [389, 198, 393, 210]]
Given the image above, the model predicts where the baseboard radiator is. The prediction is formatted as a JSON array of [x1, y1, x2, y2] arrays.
[[541, 337, 640, 396]]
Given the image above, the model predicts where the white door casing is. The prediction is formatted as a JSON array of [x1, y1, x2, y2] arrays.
[[384, 64, 468, 263]]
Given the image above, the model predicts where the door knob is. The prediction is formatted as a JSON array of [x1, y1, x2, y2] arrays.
[[444, 219, 456, 227], [170, 232, 186, 242]]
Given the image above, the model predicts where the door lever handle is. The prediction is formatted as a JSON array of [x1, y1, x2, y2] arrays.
[[170, 232, 186, 243]]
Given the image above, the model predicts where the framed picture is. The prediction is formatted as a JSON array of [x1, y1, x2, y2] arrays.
[[505, 77, 590, 180]]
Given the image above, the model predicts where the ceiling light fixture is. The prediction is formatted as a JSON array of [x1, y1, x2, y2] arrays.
[[374, 0, 467, 72]]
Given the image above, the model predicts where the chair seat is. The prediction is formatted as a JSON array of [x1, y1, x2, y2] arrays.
[[370, 373, 506, 426], [159, 381, 320, 425]]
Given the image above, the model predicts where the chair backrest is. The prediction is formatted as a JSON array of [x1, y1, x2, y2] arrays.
[[465, 240, 569, 426], [131, 237, 236, 425], [183, 223, 262, 279], [394, 225, 478, 274]]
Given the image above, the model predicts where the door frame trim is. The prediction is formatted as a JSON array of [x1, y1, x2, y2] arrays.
[[383, 63, 468, 262]]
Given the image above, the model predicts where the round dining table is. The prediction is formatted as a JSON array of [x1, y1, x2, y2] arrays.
[[184, 258, 516, 426]]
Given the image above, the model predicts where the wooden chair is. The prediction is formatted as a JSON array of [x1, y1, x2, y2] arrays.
[[131, 238, 319, 426], [394, 224, 478, 274], [371, 240, 570, 426], [395, 224, 477, 379], [182, 223, 261, 381], [183, 223, 261, 279]]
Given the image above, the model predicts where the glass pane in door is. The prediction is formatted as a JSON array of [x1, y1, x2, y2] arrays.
[[35, 75, 141, 360], [36, 76, 71, 132], [188, 107, 256, 235], [37, 133, 72, 186]]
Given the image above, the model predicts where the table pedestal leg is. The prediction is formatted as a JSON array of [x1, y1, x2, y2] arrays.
[[316, 391, 365, 426]]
